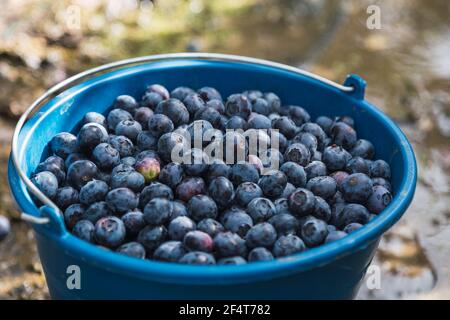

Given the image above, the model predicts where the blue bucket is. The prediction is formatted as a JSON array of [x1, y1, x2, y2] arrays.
[[8, 53, 417, 299]]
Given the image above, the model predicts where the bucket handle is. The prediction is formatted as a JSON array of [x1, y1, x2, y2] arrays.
[[11, 53, 361, 226]]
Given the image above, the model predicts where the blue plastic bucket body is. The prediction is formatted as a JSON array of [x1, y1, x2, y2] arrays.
[[8, 58, 417, 299]]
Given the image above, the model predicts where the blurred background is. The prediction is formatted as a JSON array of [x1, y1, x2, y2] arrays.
[[0, 0, 449, 299]]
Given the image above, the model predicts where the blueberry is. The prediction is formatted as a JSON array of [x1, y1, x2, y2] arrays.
[[198, 87, 222, 102], [292, 132, 317, 155], [115, 120, 142, 142], [367, 186, 392, 214], [213, 232, 247, 258], [272, 116, 298, 139], [183, 148, 209, 176], [35, 158, 65, 185], [235, 182, 263, 206], [304, 161, 326, 180], [171, 201, 189, 219], [222, 131, 248, 163], [258, 170, 287, 199], [243, 90, 263, 103], [117, 242, 146, 259], [194, 107, 222, 128], [218, 256, 247, 265], [268, 129, 287, 153], [274, 198, 290, 215], [346, 156, 370, 175], [83, 112, 107, 128], [143, 197, 173, 225], [350, 139, 375, 159], [157, 132, 188, 163], [260, 148, 285, 169], [372, 177, 392, 193], [280, 162, 307, 188], [109, 135, 134, 158], [335, 116, 355, 128], [312, 150, 322, 161], [187, 120, 213, 146], [207, 159, 230, 181], [155, 98, 190, 127], [208, 177, 235, 208], [197, 218, 224, 238], [329, 171, 349, 190], [136, 131, 158, 151], [113, 95, 138, 114], [325, 230, 347, 243], [111, 170, 145, 192], [92, 143, 120, 170], [83, 201, 111, 223], [0, 215, 11, 242], [226, 115, 248, 130], [247, 198, 276, 223], [31, 171, 58, 199], [121, 156, 136, 166], [186, 195, 218, 222], [179, 251, 216, 265], [158, 162, 184, 189], [299, 123, 328, 150], [171, 86, 195, 101], [343, 223, 363, 234], [288, 188, 316, 217], [282, 182, 296, 199], [268, 213, 299, 236], [107, 109, 134, 131], [229, 162, 259, 186], [146, 84, 170, 100], [263, 92, 281, 113], [330, 122, 357, 150], [94, 216, 126, 248], [135, 150, 160, 163], [249, 98, 269, 116], [64, 204, 85, 230], [176, 177, 206, 202], [288, 106, 310, 126], [183, 93, 206, 116], [50, 132, 78, 159], [322, 145, 351, 171], [77, 123, 109, 152], [106, 188, 138, 215], [54, 186, 79, 210], [221, 209, 253, 237], [370, 160, 391, 179], [272, 234, 306, 257], [148, 114, 174, 138], [248, 114, 271, 129], [137, 225, 168, 253], [247, 248, 274, 264], [141, 91, 164, 110], [154, 241, 187, 262], [341, 173, 373, 204], [335, 203, 370, 229], [112, 163, 135, 176], [225, 94, 252, 119], [135, 157, 160, 183], [306, 176, 337, 200], [168, 216, 196, 240], [284, 143, 310, 166], [313, 196, 331, 222], [121, 210, 146, 236], [72, 220, 95, 243], [134, 107, 153, 130], [183, 230, 214, 252], [300, 217, 328, 247], [315, 116, 334, 135]]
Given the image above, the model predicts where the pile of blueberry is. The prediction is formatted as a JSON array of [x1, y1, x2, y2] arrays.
[[30, 84, 393, 265]]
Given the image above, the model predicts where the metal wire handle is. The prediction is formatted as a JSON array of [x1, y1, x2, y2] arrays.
[[11, 52, 355, 224]]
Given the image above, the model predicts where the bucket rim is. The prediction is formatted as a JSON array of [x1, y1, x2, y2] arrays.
[[9, 53, 417, 285]]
